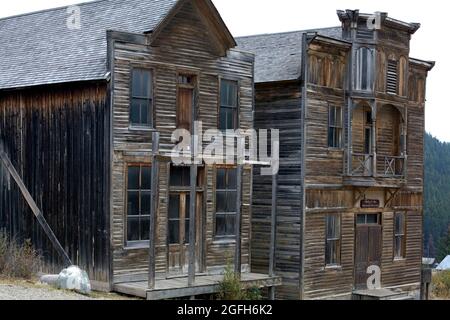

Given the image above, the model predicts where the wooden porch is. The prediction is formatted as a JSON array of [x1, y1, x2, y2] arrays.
[[114, 273, 282, 300]]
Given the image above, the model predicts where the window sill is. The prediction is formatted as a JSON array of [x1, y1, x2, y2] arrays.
[[393, 257, 406, 262], [327, 147, 344, 152], [324, 265, 342, 271], [124, 242, 150, 250], [213, 238, 236, 245], [128, 126, 155, 132]]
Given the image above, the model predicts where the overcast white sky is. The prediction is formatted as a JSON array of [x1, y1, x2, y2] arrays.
[[1, 0, 448, 142]]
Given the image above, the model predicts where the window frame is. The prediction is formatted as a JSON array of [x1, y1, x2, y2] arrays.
[[394, 212, 406, 260], [214, 166, 238, 240], [218, 78, 240, 132], [125, 163, 152, 248], [129, 68, 154, 129], [328, 105, 343, 149], [325, 214, 342, 267]]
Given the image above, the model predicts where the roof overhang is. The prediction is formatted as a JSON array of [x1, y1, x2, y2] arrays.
[[337, 9, 421, 34], [307, 32, 352, 50], [410, 57, 436, 71]]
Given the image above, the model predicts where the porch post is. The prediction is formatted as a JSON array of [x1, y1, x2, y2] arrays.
[[148, 131, 160, 289], [188, 130, 198, 287], [348, 99, 353, 176], [268, 172, 278, 300], [372, 102, 377, 177], [234, 164, 243, 278]]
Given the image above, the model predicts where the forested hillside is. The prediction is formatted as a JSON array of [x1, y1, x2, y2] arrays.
[[424, 133, 450, 260]]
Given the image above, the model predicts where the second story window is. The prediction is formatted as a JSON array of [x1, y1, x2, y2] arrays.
[[364, 110, 373, 155], [177, 74, 195, 131], [219, 80, 238, 131], [328, 106, 342, 148], [355, 47, 374, 91], [130, 69, 153, 127], [326, 214, 341, 266], [387, 60, 399, 95]]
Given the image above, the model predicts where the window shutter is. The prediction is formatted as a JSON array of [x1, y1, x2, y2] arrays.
[[387, 60, 398, 94]]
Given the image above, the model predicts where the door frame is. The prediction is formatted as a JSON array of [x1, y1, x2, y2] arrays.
[[354, 212, 383, 289], [165, 164, 206, 277]]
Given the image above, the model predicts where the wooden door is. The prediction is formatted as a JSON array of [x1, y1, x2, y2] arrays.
[[167, 192, 202, 276], [355, 214, 382, 289]]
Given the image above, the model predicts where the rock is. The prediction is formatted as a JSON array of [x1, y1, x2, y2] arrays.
[[56, 266, 91, 295]]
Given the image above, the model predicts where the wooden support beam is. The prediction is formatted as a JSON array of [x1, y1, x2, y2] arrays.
[[0, 144, 72, 267], [148, 132, 160, 289], [269, 173, 278, 300], [234, 164, 243, 278], [188, 130, 198, 287]]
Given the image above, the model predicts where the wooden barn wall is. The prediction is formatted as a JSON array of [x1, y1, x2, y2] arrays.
[[0, 82, 111, 283], [252, 81, 302, 299], [110, 0, 254, 282]]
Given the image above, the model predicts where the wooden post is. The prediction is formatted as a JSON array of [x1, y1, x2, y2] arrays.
[[268, 172, 278, 300], [148, 132, 160, 289], [0, 144, 72, 267], [234, 164, 243, 278], [188, 132, 198, 287]]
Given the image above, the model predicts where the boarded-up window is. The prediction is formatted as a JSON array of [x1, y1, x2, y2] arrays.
[[326, 214, 341, 266], [355, 47, 374, 91], [215, 168, 237, 237], [394, 212, 406, 259], [130, 69, 153, 127], [387, 60, 398, 94], [328, 106, 342, 148], [219, 80, 238, 131], [126, 165, 151, 244], [177, 75, 195, 131]]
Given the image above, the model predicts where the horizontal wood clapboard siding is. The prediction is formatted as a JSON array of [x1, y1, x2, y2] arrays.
[[253, 81, 302, 299], [110, 0, 254, 281]]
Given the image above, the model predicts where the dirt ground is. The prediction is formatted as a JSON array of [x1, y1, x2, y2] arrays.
[[0, 278, 138, 300]]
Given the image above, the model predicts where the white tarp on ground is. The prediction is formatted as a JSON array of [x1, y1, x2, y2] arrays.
[[436, 256, 450, 270]]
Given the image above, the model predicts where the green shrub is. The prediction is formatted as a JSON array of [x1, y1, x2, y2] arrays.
[[217, 264, 262, 300], [432, 271, 450, 299], [0, 232, 41, 279]]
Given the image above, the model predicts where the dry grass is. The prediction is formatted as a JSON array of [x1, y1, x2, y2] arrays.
[[0, 232, 42, 279], [432, 270, 450, 299]]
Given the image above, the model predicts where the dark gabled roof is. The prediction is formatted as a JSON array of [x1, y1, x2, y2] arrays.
[[0, 0, 179, 90], [236, 27, 343, 83]]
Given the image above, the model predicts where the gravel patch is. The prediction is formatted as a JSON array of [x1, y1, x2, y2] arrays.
[[0, 283, 95, 300]]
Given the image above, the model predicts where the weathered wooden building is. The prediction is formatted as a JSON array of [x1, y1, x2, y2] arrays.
[[237, 10, 434, 300], [0, 0, 281, 299]]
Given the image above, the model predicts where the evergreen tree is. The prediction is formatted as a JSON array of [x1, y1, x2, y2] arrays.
[[424, 133, 450, 259]]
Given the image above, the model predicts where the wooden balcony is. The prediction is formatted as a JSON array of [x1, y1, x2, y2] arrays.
[[344, 153, 406, 188]]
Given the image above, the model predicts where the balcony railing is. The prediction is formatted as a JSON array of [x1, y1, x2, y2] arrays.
[[351, 153, 374, 177], [378, 155, 405, 178], [349, 153, 406, 178]]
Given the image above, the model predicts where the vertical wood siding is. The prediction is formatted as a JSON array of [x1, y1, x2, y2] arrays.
[[0, 82, 111, 283]]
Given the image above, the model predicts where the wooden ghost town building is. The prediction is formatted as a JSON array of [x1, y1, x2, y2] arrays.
[[0, 0, 434, 300]]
